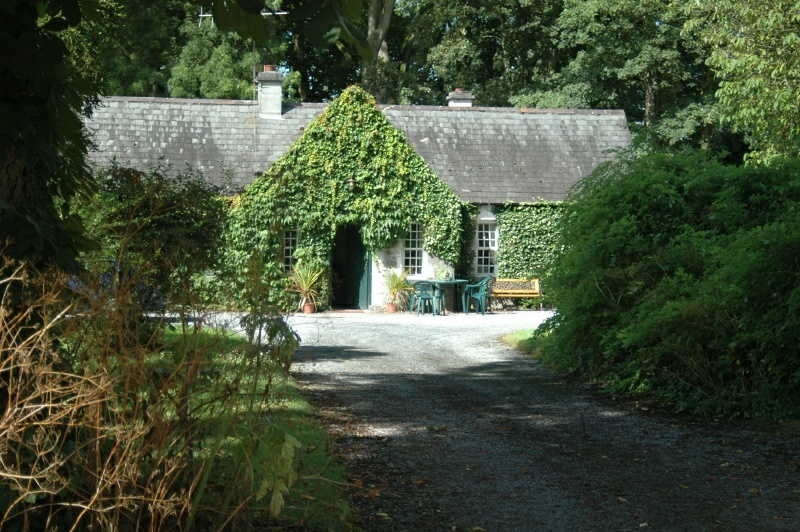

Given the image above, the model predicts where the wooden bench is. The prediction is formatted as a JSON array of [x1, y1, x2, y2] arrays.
[[490, 278, 540, 300]]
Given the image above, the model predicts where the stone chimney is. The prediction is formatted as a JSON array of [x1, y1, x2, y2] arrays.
[[446, 87, 474, 107], [255, 65, 284, 118]]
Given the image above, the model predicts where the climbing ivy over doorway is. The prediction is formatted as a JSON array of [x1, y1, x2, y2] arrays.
[[226, 86, 467, 306]]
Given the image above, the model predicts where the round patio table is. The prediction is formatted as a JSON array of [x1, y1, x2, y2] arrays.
[[430, 279, 468, 314]]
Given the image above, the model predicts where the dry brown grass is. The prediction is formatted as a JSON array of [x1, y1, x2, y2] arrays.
[[0, 257, 300, 530]]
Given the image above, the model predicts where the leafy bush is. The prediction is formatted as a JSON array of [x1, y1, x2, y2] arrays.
[[0, 166, 350, 529], [541, 151, 800, 418], [0, 258, 306, 529], [77, 163, 229, 314]]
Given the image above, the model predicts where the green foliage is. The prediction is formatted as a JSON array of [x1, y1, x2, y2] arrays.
[[455, 203, 477, 279], [685, 1, 800, 161], [391, 0, 566, 106], [541, 150, 800, 418], [495, 202, 565, 280], [0, 263, 307, 530], [83, 0, 185, 97], [169, 13, 280, 100], [532, 0, 736, 152], [384, 268, 414, 304], [226, 86, 467, 308], [287, 261, 326, 309], [1, 0, 100, 270], [76, 164, 229, 313], [194, 0, 370, 55]]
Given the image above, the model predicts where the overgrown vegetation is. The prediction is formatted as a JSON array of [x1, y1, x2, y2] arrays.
[[0, 167, 350, 529], [226, 85, 468, 310], [495, 202, 564, 280], [538, 150, 800, 419], [77, 164, 229, 315]]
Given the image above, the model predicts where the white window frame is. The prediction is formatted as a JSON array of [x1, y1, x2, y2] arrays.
[[475, 222, 498, 276], [404, 223, 424, 276], [283, 229, 298, 271]]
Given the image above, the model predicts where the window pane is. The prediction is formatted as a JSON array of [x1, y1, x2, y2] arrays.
[[283, 230, 298, 271], [475, 223, 497, 276], [404, 223, 424, 275]]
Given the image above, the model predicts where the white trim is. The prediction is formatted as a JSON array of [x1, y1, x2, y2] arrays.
[[404, 223, 425, 277], [475, 222, 498, 276]]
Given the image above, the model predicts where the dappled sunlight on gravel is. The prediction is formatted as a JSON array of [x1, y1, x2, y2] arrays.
[[290, 310, 800, 531]]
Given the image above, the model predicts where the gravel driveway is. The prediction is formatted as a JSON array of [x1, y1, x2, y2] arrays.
[[288, 311, 800, 531]]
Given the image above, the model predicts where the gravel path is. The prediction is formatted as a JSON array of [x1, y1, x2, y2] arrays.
[[288, 311, 800, 531]]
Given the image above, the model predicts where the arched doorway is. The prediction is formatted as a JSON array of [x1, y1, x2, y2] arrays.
[[331, 225, 371, 309]]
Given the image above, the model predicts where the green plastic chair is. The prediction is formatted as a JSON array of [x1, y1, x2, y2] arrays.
[[412, 281, 438, 315], [463, 277, 491, 315]]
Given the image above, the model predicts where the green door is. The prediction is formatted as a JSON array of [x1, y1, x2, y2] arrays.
[[331, 225, 370, 309]]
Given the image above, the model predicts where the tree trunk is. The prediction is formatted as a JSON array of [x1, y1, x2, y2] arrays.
[[1, 145, 49, 218], [292, 27, 310, 102], [363, 0, 395, 101], [367, 0, 394, 62], [644, 70, 658, 131]]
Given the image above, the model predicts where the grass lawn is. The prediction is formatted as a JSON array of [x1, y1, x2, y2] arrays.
[[260, 366, 351, 529], [162, 326, 351, 530], [502, 328, 539, 355]]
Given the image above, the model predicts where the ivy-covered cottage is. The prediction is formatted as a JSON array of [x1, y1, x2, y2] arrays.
[[86, 70, 630, 310]]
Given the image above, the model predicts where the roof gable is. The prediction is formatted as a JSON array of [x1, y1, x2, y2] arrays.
[[239, 86, 466, 263]]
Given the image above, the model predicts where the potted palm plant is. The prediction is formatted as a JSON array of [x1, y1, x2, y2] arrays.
[[384, 269, 414, 313], [287, 262, 326, 313]]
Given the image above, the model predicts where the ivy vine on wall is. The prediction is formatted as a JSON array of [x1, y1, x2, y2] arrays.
[[226, 86, 467, 307], [495, 202, 565, 281]]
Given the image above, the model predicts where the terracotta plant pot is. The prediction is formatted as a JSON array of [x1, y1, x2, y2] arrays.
[[386, 302, 397, 313], [302, 302, 316, 314]]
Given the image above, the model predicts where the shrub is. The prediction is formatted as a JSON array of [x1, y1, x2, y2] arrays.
[[541, 151, 800, 418], [77, 163, 230, 316], [0, 165, 337, 528]]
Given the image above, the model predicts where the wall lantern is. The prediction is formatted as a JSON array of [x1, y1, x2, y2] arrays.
[[346, 178, 356, 189]]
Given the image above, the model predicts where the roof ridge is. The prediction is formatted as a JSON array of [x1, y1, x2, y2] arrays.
[[98, 96, 623, 116]]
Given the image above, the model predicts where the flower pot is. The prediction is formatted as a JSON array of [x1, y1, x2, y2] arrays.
[[302, 302, 316, 314], [386, 302, 397, 313]]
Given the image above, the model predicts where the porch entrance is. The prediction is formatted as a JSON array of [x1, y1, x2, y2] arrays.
[[331, 225, 370, 309]]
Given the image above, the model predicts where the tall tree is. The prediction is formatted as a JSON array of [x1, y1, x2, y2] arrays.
[[95, 0, 186, 96], [685, 0, 800, 161], [282, 15, 359, 102], [513, 0, 736, 152], [386, 0, 566, 105], [169, 13, 283, 100], [1, 0, 98, 268]]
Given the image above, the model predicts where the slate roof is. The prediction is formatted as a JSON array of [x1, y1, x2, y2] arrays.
[[86, 97, 630, 203]]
